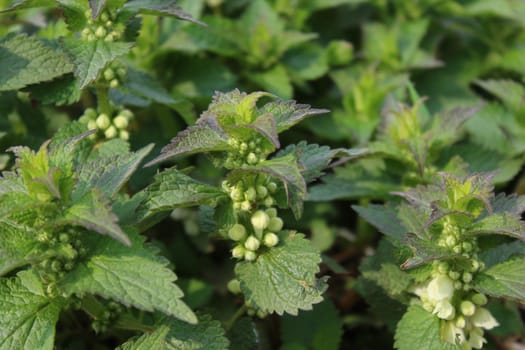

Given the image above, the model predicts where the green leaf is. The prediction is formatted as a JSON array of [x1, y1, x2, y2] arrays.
[[24, 74, 81, 106], [249, 65, 293, 100], [0, 0, 54, 13], [144, 118, 230, 167], [0, 34, 73, 91], [0, 220, 40, 276], [363, 263, 412, 297], [73, 144, 153, 200], [59, 190, 131, 246], [62, 39, 133, 89], [473, 258, 525, 302], [59, 229, 197, 324], [121, 0, 204, 25], [280, 300, 342, 350], [480, 241, 525, 268], [395, 305, 459, 350], [259, 99, 329, 132], [475, 79, 525, 111], [116, 326, 169, 350], [227, 317, 258, 350], [235, 232, 327, 315], [352, 204, 406, 240], [139, 168, 227, 218], [277, 141, 367, 183], [57, 0, 89, 31], [468, 213, 525, 240], [163, 313, 229, 350], [123, 69, 180, 107], [0, 276, 65, 350]]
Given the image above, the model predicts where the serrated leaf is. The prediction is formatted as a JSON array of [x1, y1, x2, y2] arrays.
[[144, 118, 230, 167], [121, 0, 204, 25], [0, 220, 40, 276], [280, 300, 342, 350], [480, 241, 525, 268], [259, 98, 329, 132], [73, 144, 153, 200], [491, 193, 525, 215], [163, 313, 229, 350], [59, 190, 131, 246], [235, 232, 327, 315], [277, 141, 367, 183], [353, 204, 406, 240], [59, 229, 197, 324], [227, 112, 280, 149], [116, 326, 169, 350], [475, 79, 525, 111], [0, 0, 54, 13], [363, 263, 412, 297], [89, 0, 106, 19], [0, 276, 65, 350], [0, 34, 73, 91], [468, 213, 525, 240], [139, 168, 227, 219], [473, 258, 525, 302], [57, 0, 89, 31], [123, 69, 180, 106], [25, 74, 80, 106], [401, 234, 455, 270], [394, 305, 459, 350], [228, 317, 258, 350], [62, 39, 133, 89]]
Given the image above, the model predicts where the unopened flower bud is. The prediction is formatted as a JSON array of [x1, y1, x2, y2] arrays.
[[245, 187, 257, 201], [244, 250, 257, 261], [265, 208, 277, 217], [268, 217, 283, 232], [95, 26, 107, 38], [103, 68, 115, 81], [96, 113, 111, 129], [227, 279, 241, 294], [231, 245, 245, 259], [251, 210, 270, 234], [462, 272, 472, 283], [109, 79, 119, 88], [246, 152, 258, 165], [263, 232, 279, 247], [113, 115, 128, 129], [240, 200, 251, 211], [472, 293, 488, 306], [244, 236, 260, 251], [119, 130, 129, 141], [455, 316, 466, 328], [256, 185, 268, 198], [267, 182, 278, 193], [104, 125, 117, 139], [264, 196, 274, 207], [87, 120, 97, 130], [460, 301, 476, 316], [228, 224, 247, 241]]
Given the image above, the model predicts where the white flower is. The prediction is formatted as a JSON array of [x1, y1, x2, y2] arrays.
[[442, 320, 466, 345], [468, 328, 487, 349], [471, 307, 499, 330], [427, 274, 455, 302], [433, 300, 455, 320]]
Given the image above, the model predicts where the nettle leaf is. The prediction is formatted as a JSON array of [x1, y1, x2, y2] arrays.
[[73, 144, 153, 200], [139, 168, 227, 219], [468, 213, 525, 240], [235, 232, 327, 315], [206, 90, 271, 126], [0, 34, 73, 91], [259, 99, 329, 132], [120, 0, 204, 25], [162, 313, 229, 350], [480, 241, 525, 268], [228, 318, 258, 350], [59, 190, 131, 246], [280, 300, 342, 350], [145, 118, 230, 167], [59, 229, 197, 324], [0, 220, 40, 276], [89, 0, 107, 19], [277, 141, 367, 183], [0, 276, 65, 350], [226, 112, 280, 149], [475, 79, 525, 111], [473, 258, 525, 302], [394, 305, 460, 350], [0, 0, 55, 13], [491, 193, 525, 215], [57, 0, 89, 31], [352, 204, 406, 241], [62, 39, 133, 89], [363, 263, 412, 298], [122, 69, 181, 107], [401, 234, 454, 270], [25, 74, 81, 106], [116, 325, 169, 350]]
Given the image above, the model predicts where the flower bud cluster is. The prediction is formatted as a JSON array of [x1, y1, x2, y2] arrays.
[[79, 108, 133, 141], [222, 175, 278, 213], [81, 10, 122, 42], [35, 229, 86, 297], [229, 208, 282, 261], [224, 136, 268, 168], [413, 261, 498, 349], [245, 299, 268, 319], [91, 301, 125, 334], [100, 61, 127, 88]]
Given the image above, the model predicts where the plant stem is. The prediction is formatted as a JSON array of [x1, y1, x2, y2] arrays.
[[224, 304, 247, 331], [96, 86, 112, 116]]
